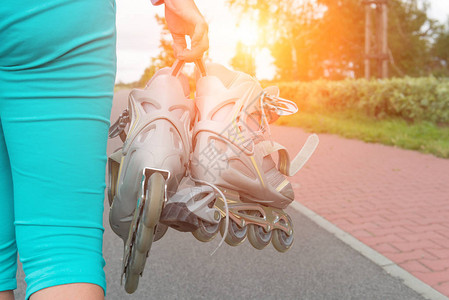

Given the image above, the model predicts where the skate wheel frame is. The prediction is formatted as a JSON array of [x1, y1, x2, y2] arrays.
[[213, 189, 293, 236], [212, 188, 294, 252], [123, 172, 165, 294]]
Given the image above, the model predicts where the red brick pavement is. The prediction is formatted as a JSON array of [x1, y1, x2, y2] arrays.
[[271, 125, 449, 296]]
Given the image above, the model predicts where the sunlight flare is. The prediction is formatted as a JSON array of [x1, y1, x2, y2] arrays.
[[237, 18, 259, 46]]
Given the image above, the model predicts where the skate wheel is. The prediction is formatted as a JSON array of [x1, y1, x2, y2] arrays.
[[142, 172, 165, 228], [153, 223, 168, 242], [248, 213, 272, 250], [192, 219, 219, 242], [124, 244, 144, 294], [219, 218, 247, 246], [135, 221, 155, 254], [123, 202, 143, 293], [124, 271, 140, 294], [124, 172, 165, 294], [272, 216, 294, 253], [135, 171, 164, 255]]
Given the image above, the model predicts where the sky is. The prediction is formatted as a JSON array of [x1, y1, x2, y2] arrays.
[[115, 0, 449, 84]]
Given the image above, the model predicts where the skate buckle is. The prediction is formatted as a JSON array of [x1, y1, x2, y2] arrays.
[[262, 93, 298, 116], [109, 109, 130, 140]]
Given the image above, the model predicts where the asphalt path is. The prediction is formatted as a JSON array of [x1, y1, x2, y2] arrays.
[[14, 90, 426, 300]]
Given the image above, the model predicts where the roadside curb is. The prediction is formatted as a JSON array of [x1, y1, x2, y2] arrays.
[[291, 201, 449, 300]]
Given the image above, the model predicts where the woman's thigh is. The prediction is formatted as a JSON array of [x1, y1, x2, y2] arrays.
[[0, 120, 17, 293], [0, 0, 116, 298]]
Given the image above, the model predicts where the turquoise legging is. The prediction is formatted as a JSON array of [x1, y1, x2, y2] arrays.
[[0, 1, 116, 298]]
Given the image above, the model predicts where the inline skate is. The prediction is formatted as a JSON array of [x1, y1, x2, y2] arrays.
[[107, 60, 199, 293], [187, 63, 319, 252]]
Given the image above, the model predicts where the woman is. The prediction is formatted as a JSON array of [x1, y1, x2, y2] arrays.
[[0, 0, 208, 299]]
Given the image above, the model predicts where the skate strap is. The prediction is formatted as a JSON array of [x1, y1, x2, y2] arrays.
[[109, 109, 130, 142], [170, 59, 206, 78], [259, 134, 319, 176], [170, 60, 185, 77], [109, 149, 122, 163], [258, 141, 291, 175], [195, 58, 207, 77]]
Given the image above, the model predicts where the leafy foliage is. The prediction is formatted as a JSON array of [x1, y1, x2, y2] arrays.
[[431, 18, 449, 77], [230, 41, 256, 76], [277, 77, 449, 123], [278, 109, 449, 158], [228, 0, 443, 80], [388, 0, 439, 76], [137, 14, 176, 87]]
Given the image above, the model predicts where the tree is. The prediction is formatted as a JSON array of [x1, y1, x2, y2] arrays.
[[228, 0, 442, 80], [228, 0, 325, 81], [230, 41, 256, 76], [431, 18, 449, 77], [315, 0, 366, 79], [317, 0, 438, 78], [387, 0, 439, 77], [137, 14, 175, 87]]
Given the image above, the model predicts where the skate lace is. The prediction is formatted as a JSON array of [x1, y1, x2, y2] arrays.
[[257, 92, 298, 144], [258, 92, 273, 141], [188, 174, 229, 256]]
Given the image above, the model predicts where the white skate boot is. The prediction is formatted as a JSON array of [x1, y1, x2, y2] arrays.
[[108, 60, 195, 293], [189, 63, 319, 252]]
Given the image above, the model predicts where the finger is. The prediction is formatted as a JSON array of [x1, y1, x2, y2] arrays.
[[191, 21, 208, 49], [179, 35, 208, 62], [171, 33, 187, 58], [178, 24, 209, 62]]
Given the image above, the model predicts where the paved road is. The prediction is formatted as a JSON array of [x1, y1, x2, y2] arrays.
[[275, 120, 449, 295], [14, 89, 426, 299], [16, 208, 426, 300]]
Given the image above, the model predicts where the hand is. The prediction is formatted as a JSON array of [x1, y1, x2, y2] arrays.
[[164, 0, 209, 62]]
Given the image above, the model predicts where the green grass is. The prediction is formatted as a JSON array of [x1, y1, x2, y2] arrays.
[[114, 84, 135, 92], [277, 110, 449, 158]]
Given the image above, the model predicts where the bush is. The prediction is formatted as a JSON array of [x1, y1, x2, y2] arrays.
[[277, 77, 449, 124]]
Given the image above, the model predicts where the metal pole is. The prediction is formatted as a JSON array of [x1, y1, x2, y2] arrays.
[[365, 3, 371, 80], [376, 4, 383, 78], [381, 2, 388, 78]]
